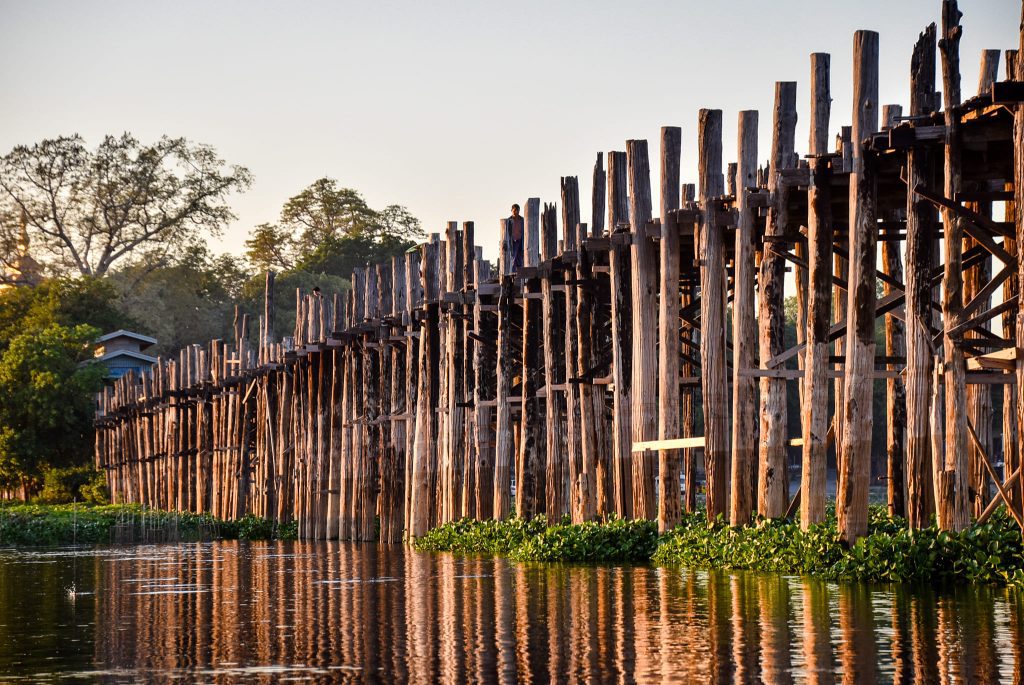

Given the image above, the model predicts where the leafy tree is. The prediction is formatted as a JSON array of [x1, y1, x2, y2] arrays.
[[110, 244, 252, 356], [244, 177, 423, 275], [244, 223, 295, 272], [281, 177, 380, 246], [0, 133, 252, 279], [0, 277, 128, 350], [0, 324, 106, 490]]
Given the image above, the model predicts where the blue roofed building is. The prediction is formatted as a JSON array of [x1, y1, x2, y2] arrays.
[[94, 330, 158, 381]]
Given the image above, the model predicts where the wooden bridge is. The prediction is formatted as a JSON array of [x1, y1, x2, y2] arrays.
[[95, 1, 1024, 543]]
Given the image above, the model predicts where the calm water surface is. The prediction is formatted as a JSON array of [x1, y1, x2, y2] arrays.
[[0, 541, 1022, 683]]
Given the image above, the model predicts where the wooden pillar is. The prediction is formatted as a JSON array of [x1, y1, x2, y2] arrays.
[[517, 199, 545, 518], [964, 50, 1001, 518], [562, 177, 586, 521], [574, 219, 599, 523], [658, 126, 682, 532], [444, 221, 465, 524], [881, 104, 908, 520], [404, 251, 422, 535], [1005, 49, 1021, 516], [607, 151, 633, 518], [698, 110, 728, 521], [905, 24, 939, 529], [472, 256, 495, 520], [593, 153, 606, 237], [759, 81, 797, 519], [461, 223, 477, 519], [938, 0, 970, 530], [541, 202, 566, 522], [494, 220, 515, 519], [1014, 13, 1024, 530], [409, 239, 439, 537], [838, 30, 879, 544], [627, 139, 658, 520], [801, 53, 832, 529], [731, 111, 759, 527], [681, 183, 698, 512]]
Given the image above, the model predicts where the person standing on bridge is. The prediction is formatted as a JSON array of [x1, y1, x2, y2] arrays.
[[504, 203, 524, 274]]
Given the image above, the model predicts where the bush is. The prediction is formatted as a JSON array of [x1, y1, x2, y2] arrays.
[[36, 466, 109, 504], [416, 506, 1024, 587]]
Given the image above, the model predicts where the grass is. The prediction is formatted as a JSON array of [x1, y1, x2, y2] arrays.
[[414, 506, 1024, 586], [0, 502, 298, 546]]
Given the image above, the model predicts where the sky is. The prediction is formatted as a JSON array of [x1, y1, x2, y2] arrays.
[[0, 0, 1019, 266]]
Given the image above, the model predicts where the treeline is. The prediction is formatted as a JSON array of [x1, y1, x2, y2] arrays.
[[0, 134, 421, 496]]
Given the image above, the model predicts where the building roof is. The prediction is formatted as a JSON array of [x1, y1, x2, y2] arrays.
[[95, 329, 158, 349], [96, 349, 158, 365]]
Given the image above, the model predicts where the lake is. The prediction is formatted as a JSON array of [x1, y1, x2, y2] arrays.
[[0, 541, 1021, 683]]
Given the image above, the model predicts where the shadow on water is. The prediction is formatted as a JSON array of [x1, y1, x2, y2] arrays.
[[0, 541, 1022, 683]]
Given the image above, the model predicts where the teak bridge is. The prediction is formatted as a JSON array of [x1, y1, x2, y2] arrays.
[[96, 1, 1024, 543]]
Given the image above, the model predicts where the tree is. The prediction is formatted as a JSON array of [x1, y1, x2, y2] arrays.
[[244, 223, 295, 272], [0, 134, 252, 279], [110, 244, 252, 356], [281, 177, 380, 247], [0, 276, 128, 350], [0, 323, 106, 490]]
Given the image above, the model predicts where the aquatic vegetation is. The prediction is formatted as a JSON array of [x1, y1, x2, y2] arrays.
[[655, 507, 1024, 585], [416, 506, 1024, 586], [0, 502, 298, 546], [416, 515, 659, 563]]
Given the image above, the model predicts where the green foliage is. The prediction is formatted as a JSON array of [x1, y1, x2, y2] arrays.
[[416, 507, 1024, 586], [510, 517, 659, 563], [36, 466, 108, 504], [244, 177, 422, 279], [0, 324, 106, 488], [416, 516, 659, 563], [110, 244, 252, 356], [0, 502, 296, 545], [0, 277, 129, 350], [653, 506, 1024, 586]]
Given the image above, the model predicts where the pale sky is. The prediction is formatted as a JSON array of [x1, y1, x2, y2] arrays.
[[0, 0, 1018, 266]]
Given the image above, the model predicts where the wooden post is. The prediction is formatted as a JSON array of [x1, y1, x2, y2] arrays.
[[562, 177, 587, 522], [472, 256, 495, 520], [404, 251, 422, 535], [759, 81, 797, 519], [681, 183, 697, 512], [731, 111, 758, 527], [938, 0, 970, 531], [965, 50, 1001, 518], [1006, 49, 1021, 517], [494, 219, 515, 519], [1014, 14, 1024, 531], [658, 126, 682, 532], [801, 53, 832, 529], [698, 110, 728, 522], [518, 199, 545, 518], [607, 151, 633, 518], [627, 139, 658, 520], [881, 104, 908, 520], [837, 30, 879, 544], [574, 220, 599, 523], [593, 153, 606, 237], [461, 222, 476, 519], [410, 240, 439, 537], [905, 24, 938, 529], [541, 202, 566, 522]]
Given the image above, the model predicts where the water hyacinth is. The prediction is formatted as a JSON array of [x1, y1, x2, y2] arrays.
[[416, 506, 1024, 586]]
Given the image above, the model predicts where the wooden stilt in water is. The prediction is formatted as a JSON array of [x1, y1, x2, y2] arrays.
[[658, 126, 682, 532], [731, 111, 759, 527], [838, 30, 880, 544], [627, 139, 658, 520], [607, 151, 633, 518], [698, 109, 728, 522], [801, 53, 832, 529]]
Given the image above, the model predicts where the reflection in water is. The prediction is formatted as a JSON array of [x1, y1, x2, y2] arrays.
[[0, 542, 1022, 683]]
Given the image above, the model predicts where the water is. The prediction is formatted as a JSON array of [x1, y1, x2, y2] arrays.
[[0, 542, 1021, 683]]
